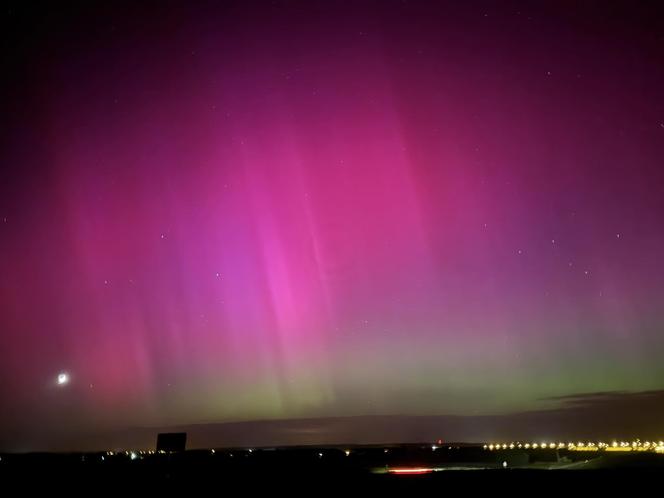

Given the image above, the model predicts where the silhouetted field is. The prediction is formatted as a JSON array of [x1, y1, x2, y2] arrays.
[[2, 445, 663, 492]]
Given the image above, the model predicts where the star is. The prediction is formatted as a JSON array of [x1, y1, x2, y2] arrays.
[[57, 372, 69, 385]]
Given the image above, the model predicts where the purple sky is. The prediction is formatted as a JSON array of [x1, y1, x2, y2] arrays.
[[1, 1, 664, 451]]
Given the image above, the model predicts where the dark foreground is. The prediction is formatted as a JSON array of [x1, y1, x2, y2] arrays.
[[2, 445, 663, 492]]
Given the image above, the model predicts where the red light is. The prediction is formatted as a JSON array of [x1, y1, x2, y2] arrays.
[[388, 468, 434, 475]]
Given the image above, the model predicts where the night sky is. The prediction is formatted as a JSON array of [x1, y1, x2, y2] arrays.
[[2, 1, 664, 451]]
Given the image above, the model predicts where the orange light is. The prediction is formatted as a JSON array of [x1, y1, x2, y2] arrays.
[[389, 468, 434, 475]]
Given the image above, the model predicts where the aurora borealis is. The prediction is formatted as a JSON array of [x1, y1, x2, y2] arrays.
[[2, 1, 664, 451]]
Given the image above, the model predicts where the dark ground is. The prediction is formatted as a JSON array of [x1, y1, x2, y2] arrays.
[[2, 445, 663, 492]]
